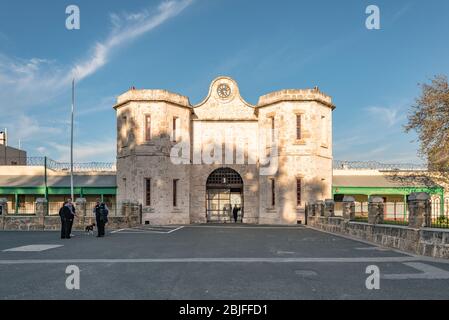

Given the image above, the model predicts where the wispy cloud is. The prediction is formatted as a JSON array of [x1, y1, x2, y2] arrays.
[[0, 0, 194, 109], [77, 96, 117, 117], [0, 113, 63, 151], [71, 0, 194, 81], [0, 0, 194, 160], [366, 101, 409, 127], [48, 138, 116, 163]]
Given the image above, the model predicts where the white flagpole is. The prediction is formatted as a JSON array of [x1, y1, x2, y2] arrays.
[[71, 78, 75, 201]]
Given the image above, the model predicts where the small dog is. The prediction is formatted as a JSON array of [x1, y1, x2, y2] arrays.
[[85, 223, 96, 235]]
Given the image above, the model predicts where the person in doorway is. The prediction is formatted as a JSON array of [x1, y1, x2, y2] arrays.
[[65, 198, 76, 237], [93, 199, 109, 237], [59, 201, 72, 239], [232, 205, 239, 223]]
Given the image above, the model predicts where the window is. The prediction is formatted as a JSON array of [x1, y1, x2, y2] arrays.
[[270, 116, 275, 141], [145, 178, 151, 206], [173, 179, 179, 207], [172, 117, 178, 142], [270, 178, 276, 207], [296, 178, 302, 206], [121, 116, 128, 147], [321, 115, 327, 146], [296, 114, 302, 140], [145, 115, 151, 141]]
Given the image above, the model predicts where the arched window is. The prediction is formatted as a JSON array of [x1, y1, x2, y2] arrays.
[[206, 168, 243, 187]]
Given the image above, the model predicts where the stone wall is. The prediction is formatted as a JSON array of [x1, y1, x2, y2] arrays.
[[0, 199, 141, 231], [307, 192, 449, 259], [308, 216, 449, 259]]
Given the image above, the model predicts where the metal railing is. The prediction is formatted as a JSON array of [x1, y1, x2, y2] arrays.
[[346, 199, 449, 228], [4, 157, 428, 172], [431, 198, 449, 229], [333, 160, 427, 171], [16, 202, 37, 215], [0, 156, 116, 172]]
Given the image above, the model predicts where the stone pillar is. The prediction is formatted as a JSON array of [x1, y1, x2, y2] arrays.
[[342, 196, 355, 221], [0, 198, 6, 230], [316, 200, 325, 217], [368, 196, 384, 224], [75, 198, 87, 229], [324, 199, 335, 218], [0, 198, 8, 216], [35, 198, 48, 230], [408, 192, 431, 228]]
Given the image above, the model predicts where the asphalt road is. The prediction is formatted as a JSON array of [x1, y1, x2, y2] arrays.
[[1, 224, 449, 300]]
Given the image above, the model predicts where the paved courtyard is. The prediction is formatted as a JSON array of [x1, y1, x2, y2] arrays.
[[1, 225, 449, 300]]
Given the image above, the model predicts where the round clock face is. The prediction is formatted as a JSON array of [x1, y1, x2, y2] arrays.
[[217, 83, 231, 99]]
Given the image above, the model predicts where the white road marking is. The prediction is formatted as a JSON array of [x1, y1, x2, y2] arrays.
[[114, 231, 174, 234], [111, 226, 184, 234], [186, 225, 305, 230], [0, 256, 419, 265], [3, 245, 63, 252], [383, 262, 449, 280], [167, 226, 184, 233], [276, 251, 296, 255], [110, 229, 124, 234]]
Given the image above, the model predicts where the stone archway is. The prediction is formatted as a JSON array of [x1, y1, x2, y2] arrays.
[[206, 168, 244, 223]]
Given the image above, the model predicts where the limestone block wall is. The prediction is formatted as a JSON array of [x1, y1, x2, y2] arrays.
[[256, 95, 333, 225], [115, 90, 192, 225], [189, 120, 260, 223]]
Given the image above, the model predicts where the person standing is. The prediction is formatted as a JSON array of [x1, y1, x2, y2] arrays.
[[93, 200, 109, 237], [65, 198, 76, 237], [232, 205, 239, 223], [59, 202, 72, 239]]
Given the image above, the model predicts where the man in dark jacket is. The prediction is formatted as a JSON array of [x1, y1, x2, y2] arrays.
[[65, 198, 76, 237], [93, 200, 109, 237], [59, 202, 72, 239]]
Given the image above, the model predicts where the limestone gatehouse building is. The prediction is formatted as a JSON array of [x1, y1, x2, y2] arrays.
[[114, 76, 335, 225], [0, 77, 447, 230]]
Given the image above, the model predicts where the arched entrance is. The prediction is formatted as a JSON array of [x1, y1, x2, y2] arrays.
[[206, 168, 244, 223]]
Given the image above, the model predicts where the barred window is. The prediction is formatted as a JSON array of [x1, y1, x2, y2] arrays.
[[296, 178, 302, 206], [173, 179, 179, 207], [270, 116, 275, 141], [145, 115, 151, 141], [296, 114, 302, 140], [145, 178, 151, 206], [206, 168, 243, 186], [172, 117, 178, 142]]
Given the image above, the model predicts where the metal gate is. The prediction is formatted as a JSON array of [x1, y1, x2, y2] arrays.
[[206, 168, 244, 223]]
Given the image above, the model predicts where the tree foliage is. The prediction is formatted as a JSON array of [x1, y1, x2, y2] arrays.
[[405, 75, 449, 172]]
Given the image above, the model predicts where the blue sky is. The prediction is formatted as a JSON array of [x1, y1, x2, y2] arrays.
[[0, 0, 448, 163]]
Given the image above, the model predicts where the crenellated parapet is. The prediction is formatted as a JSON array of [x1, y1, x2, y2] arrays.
[[257, 88, 335, 109], [114, 89, 191, 109]]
